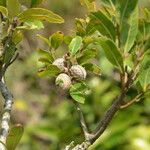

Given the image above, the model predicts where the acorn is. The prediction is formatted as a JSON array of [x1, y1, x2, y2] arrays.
[[55, 73, 71, 90], [52, 58, 66, 71], [70, 65, 87, 80]]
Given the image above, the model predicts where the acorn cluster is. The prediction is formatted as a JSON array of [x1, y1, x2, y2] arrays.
[[52, 57, 87, 90]]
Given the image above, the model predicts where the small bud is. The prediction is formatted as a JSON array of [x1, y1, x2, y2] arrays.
[[70, 65, 87, 80], [55, 73, 71, 90], [52, 58, 66, 71]]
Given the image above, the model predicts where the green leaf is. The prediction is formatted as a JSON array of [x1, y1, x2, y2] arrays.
[[38, 49, 54, 63], [18, 8, 64, 24], [37, 34, 50, 46], [119, 0, 138, 26], [12, 30, 23, 44], [38, 64, 61, 77], [119, 0, 138, 47], [83, 63, 101, 75], [69, 36, 82, 55], [64, 35, 72, 45], [143, 8, 150, 20], [75, 18, 86, 37], [138, 55, 150, 91], [0, 6, 8, 16], [3, 38, 16, 65], [69, 83, 88, 104], [0, 0, 6, 6], [124, 6, 138, 52], [138, 20, 150, 41], [6, 124, 24, 150], [87, 11, 116, 41], [97, 38, 124, 72], [31, 0, 43, 7], [7, 0, 20, 18], [17, 20, 44, 30], [50, 31, 64, 49], [77, 49, 97, 65]]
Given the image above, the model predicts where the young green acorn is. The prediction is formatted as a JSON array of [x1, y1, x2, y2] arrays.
[[70, 65, 87, 80], [55, 73, 71, 90], [52, 58, 66, 71]]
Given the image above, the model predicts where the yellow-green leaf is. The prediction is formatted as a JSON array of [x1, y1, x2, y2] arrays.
[[77, 49, 97, 65], [0, 6, 8, 16], [37, 34, 50, 46], [18, 8, 64, 24], [38, 64, 60, 77], [69, 36, 82, 55], [7, 0, 20, 18], [80, 0, 96, 12], [50, 31, 64, 49], [6, 124, 24, 150]]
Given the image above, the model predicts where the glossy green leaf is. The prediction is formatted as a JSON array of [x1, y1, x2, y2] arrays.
[[38, 49, 54, 63], [6, 124, 24, 150], [69, 36, 82, 55], [38, 64, 61, 77], [97, 38, 124, 72], [87, 11, 116, 41], [83, 63, 101, 75], [31, 0, 43, 7], [7, 0, 20, 18], [50, 31, 64, 49], [138, 55, 150, 91], [69, 83, 88, 104], [37, 34, 50, 46], [0, 6, 8, 16], [18, 8, 64, 24], [124, 6, 138, 52], [77, 49, 97, 64]]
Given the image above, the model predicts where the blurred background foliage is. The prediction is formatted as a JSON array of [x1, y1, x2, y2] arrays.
[[0, 0, 149, 150]]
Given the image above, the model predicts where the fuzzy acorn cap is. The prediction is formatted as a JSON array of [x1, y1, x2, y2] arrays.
[[70, 65, 87, 80], [55, 73, 71, 90], [52, 58, 66, 71]]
